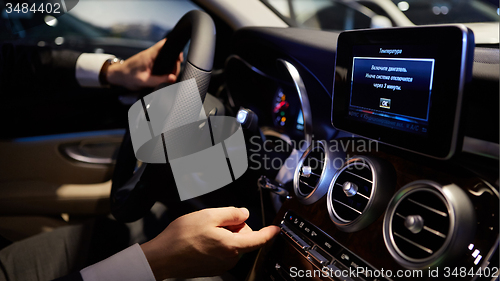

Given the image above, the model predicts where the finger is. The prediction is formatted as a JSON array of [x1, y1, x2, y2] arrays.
[[153, 38, 167, 51], [236, 223, 253, 234], [227, 223, 253, 234], [206, 207, 250, 227], [167, 74, 177, 84], [224, 222, 246, 233], [150, 38, 167, 56], [172, 58, 182, 76], [234, 225, 280, 254], [144, 74, 174, 87]]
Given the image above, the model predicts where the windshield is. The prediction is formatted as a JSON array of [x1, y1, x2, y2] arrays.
[[264, 0, 499, 31], [392, 0, 499, 25], [1, 0, 199, 42]]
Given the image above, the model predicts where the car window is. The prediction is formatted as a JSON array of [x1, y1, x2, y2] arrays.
[[1, 0, 200, 44], [265, 0, 374, 30], [391, 0, 498, 25], [263, 0, 499, 31], [69, 0, 200, 41]]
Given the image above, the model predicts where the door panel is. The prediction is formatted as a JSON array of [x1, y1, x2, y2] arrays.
[[0, 130, 124, 184], [0, 130, 124, 215], [0, 180, 111, 215]]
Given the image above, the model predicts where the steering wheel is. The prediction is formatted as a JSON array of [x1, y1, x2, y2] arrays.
[[110, 10, 216, 223]]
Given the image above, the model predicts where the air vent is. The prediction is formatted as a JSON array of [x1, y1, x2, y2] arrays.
[[327, 156, 395, 232], [330, 161, 372, 221], [383, 181, 476, 269], [293, 141, 345, 205], [297, 148, 324, 196]]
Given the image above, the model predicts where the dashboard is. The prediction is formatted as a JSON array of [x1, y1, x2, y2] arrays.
[[224, 26, 499, 281]]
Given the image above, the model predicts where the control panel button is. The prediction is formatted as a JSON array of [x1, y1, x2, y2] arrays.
[[281, 211, 388, 281], [308, 248, 330, 266], [281, 225, 311, 250], [292, 234, 311, 250], [281, 224, 292, 234]]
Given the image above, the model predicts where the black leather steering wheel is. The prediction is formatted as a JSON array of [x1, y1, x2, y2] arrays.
[[110, 10, 216, 223]]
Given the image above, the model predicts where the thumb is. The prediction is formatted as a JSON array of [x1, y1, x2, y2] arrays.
[[143, 74, 177, 88], [151, 38, 167, 55], [206, 207, 250, 227], [234, 225, 280, 254]]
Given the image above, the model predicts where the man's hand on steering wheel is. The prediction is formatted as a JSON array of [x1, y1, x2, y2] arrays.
[[111, 9, 217, 223], [106, 38, 184, 91]]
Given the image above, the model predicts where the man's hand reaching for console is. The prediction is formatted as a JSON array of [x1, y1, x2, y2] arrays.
[[140, 207, 280, 280], [106, 38, 183, 90]]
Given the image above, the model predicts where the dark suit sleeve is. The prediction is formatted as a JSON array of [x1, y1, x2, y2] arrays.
[[52, 272, 84, 281], [0, 44, 81, 92]]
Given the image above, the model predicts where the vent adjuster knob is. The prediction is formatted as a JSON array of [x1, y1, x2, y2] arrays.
[[343, 181, 358, 197], [404, 215, 424, 234], [301, 166, 312, 178]]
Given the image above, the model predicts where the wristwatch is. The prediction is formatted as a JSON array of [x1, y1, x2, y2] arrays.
[[99, 57, 124, 87]]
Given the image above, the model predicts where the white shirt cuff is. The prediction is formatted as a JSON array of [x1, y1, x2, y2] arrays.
[[76, 53, 116, 87], [80, 243, 156, 281]]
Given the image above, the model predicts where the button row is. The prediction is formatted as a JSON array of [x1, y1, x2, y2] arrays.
[[281, 225, 311, 251], [285, 211, 342, 255], [281, 225, 333, 267], [282, 211, 391, 281], [308, 249, 330, 266]]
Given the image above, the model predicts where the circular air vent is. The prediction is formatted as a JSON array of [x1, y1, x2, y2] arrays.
[[293, 141, 345, 205], [327, 156, 395, 232], [383, 180, 476, 269]]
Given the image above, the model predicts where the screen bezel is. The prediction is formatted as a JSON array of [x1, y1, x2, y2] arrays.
[[332, 25, 473, 159]]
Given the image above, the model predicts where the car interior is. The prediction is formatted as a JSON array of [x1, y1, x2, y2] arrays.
[[0, 0, 498, 280]]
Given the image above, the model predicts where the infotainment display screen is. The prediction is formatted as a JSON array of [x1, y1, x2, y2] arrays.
[[332, 25, 474, 159]]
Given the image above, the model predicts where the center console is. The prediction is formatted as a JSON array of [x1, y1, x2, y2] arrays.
[[248, 148, 498, 281], [247, 26, 498, 281]]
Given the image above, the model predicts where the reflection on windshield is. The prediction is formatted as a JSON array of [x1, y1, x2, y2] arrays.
[[391, 0, 498, 25], [1, 0, 200, 42], [264, 0, 498, 31]]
